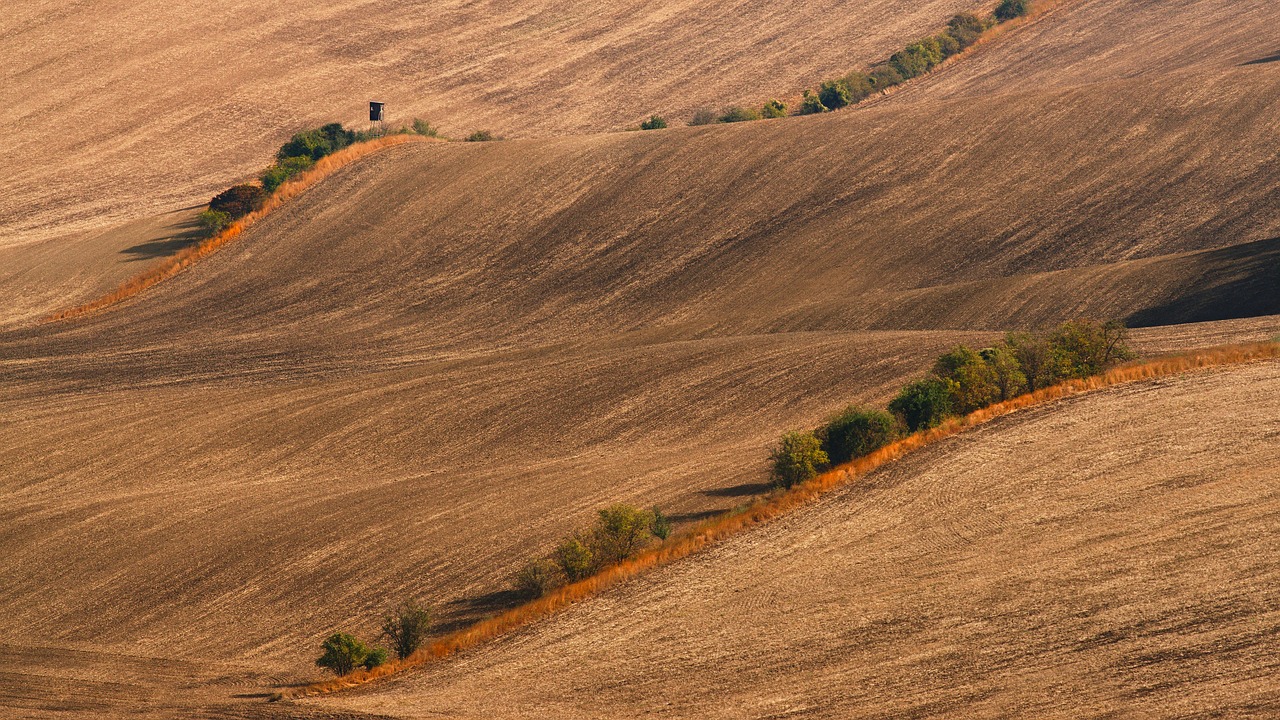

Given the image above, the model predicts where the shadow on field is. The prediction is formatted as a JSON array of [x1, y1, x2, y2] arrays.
[[435, 589, 525, 634], [1240, 52, 1280, 66], [120, 208, 205, 261], [701, 481, 771, 498], [1126, 236, 1280, 327]]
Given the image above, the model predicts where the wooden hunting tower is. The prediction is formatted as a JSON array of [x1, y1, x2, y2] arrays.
[[369, 101, 386, 122]]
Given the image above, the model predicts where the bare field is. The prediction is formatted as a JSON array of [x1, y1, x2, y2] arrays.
[[0, 0, 990, 245], [2, 0, 1279, 717], [318, 361, 1280, 719]]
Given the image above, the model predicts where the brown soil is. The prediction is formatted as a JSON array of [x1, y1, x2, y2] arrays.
[[2, 0, 1279, 717], [318, 361, 1280, 719]]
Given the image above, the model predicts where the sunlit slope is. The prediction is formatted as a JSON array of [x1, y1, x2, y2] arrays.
[[0, 0, 990, 244], [322, 361, 1280, 719]]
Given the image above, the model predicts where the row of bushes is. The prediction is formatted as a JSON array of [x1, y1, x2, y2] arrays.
[[315, 600, 432, 675], [637, 1, 1032, 131], [195, 119, 444, 239], [770, 319, 1135, 488], [514, 504, 672, 598]]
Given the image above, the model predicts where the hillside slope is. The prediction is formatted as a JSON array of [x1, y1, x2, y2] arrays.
[[0, 0, 990, 245], [320, 361, 1280, 719], [2, 0, 1279, 717]]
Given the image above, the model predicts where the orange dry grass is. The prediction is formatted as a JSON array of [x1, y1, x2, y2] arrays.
[[46, 134, 434, 322], [283, 341, 1280, 700]]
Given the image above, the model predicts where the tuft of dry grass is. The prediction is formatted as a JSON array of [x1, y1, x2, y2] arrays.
[[45, 134, 434, 323], [282, 340, 1280, 700]]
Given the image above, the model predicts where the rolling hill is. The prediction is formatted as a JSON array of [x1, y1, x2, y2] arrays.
[[1, 0, 1278, 717]]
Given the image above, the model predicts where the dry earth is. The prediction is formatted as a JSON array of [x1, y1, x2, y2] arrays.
[[319, 361, 1280, 719], [0, 0, 991, 245], [1, 0, 1279, 717]]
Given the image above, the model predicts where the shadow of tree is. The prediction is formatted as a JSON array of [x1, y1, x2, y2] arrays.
[[1240, 52, 1280, 66], [119, 211, 206, 261]]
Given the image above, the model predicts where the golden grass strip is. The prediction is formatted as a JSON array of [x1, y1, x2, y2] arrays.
[[45, 134, 433, 323], [283, 340, 1280, 700]]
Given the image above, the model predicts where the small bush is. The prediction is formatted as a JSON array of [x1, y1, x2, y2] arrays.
[[889, 377, 955, 432], [933, 345, 999, 414], [411, 118, 440, 137], [208, 184, 266, 219], [869, 65, 904, 89], [196, 209, 230, 237], [761, 99, 788, 118], [688, 108, 718, 126], [260, 155, 315, 193], [315, 632, 385, 676], [556, 535, 595, 582], [466, 130, 495, 142], [639, 115, 668, 130], [994, 0, 1031, 21], [592, 504, 655, 566], [1005, 331, 1070, 391], [818, 79, 852, 110], [797, 90, 827, 115], [380, 601, 431, 660], [515, 558, 564, 599], [650, 506, 672, 540], [278, 123, 355, 162], [891, 37, 945, 80], [769, 431, 828, 489], [719, 106, 761, 123], [820, 407, 898, 465]]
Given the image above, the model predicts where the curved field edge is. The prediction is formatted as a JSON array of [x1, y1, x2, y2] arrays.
[[44, 134, 435, 323], [281, 340, 1280, 700]]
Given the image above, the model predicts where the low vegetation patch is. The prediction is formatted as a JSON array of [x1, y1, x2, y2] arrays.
[[516, 503, 671, 599]]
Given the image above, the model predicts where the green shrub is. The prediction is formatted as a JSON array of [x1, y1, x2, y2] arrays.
[[797, 90, 827, 115], [718, 106, 761, 123], [870, 65, 904, 89], [688, 108, 718, 126], [650, 506, 672, 540], [639, 115, 668, 130], [995, 0, 1031, 21], [947, 13, 988, 49], [466, 130, 495, 142], [980, 344, 1028, 401], [936, 32, 961, 58], [196, 209, 230, 237], [891, 38, 945, 79], [315, 633, 385, 676], [769, 431, 828, 489], [1047, 319, 1135, 378], [556, 535, 595, 582], [514, 558, 563, 599], [820, 407, 897, 465], [208, 184, 266, 219], [592, 504, 655, 565], [411, 118, 440, 137], [889, 377, 956, 432], [380, 601, 431, 660], [259, 155, 315, 193], [278, 123, 355, 162], [933, 345, 1000, 414], [818, 79, 852, 110], [761, 99, 788, 118]]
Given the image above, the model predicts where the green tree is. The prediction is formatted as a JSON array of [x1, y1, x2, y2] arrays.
[[592, 504, 655, 566], [315, 633, 385, 676], [761, 99, 788, 118], [1005, 331, 1069, 391], [639, 115, 668, 130], [889, 377, 956, 432], [556, 535, 595, 582], [870, 65, 904, 89], [797, 90, 827, 115], [980, 344, 1028, 401], [769, 431, 829, 489], [994, 0, 1031, 21], [650, 506, 672, 540], [820, 407, 898, 465], [933, 345, 999, 414], [818, 79, 852, 110], [380, 601, 431, 660], [260, 155, 315, 193], [1047, 319, 1135, 378], [208, 184, 266, 219]]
